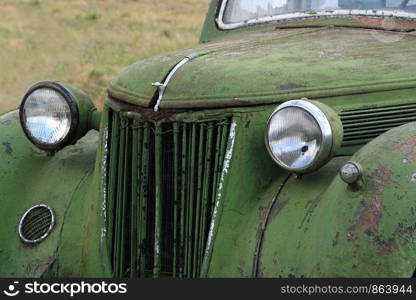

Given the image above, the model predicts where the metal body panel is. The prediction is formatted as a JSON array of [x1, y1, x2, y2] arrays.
[[259, 123, 416, 277], [2, 0, 416, 278], [2, 102, 416, 277], [0, 111, 108, 277], [109, 26, 416, 110]]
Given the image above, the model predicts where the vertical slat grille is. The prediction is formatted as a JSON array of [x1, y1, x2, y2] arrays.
[[105, 108, 231, 278]]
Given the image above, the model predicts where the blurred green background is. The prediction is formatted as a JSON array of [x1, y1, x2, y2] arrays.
[[0, 0, 211, 113]]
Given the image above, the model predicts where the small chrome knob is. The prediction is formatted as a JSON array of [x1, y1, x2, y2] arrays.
[[340, 161, 363, 185]]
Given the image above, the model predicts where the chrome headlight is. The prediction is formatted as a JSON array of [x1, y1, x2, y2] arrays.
[[265, 99, 343, 174], [20, 81, 95, 152]]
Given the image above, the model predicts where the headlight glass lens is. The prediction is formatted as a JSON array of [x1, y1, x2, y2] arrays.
[[267, 107, 322, 170], [22, 88, 72, 145]]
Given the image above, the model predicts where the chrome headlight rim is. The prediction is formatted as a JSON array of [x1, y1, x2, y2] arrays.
[[265, 99, 334, 173], [19, 81, 80, 151]]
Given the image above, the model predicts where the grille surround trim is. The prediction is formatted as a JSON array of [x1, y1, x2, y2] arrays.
[[18, 204, 55, 244]]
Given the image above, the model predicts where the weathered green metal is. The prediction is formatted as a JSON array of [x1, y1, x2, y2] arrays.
[[130, 123, 139, 278], [109, 26, 416, 110], [179, 123, 187, 278], [100, 107, 234, 278], [200, 123, 213, 267], [259, 122, 416, 277], [186, 124, 196, 277], [60, 83, 98, 141], [139, 123, 151, 277], [305, 100, 344, 173], [2, 0, 416, 278], [88, 109, 102, 131], [172, 122, 179, 278], [153, 124, 163, 278], [107, 111, 119, 261], [113, 117, 125, 276], [0, 111, 110, 277]]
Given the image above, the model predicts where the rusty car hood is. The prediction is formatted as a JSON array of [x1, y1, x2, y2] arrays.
[[107, 26, 416, 110]]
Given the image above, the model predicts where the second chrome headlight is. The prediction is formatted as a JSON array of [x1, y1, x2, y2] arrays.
[[265, 99, 343, 174]]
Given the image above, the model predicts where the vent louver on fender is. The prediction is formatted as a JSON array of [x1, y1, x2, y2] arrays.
[[19, 204, 55, 244], [340, 103, 416, 146]]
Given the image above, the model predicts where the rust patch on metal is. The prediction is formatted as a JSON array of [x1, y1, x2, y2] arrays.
[[236, 260, 246, 277], [354, 17, 416, 32], [394, 136, 416, 161], [269, 199, 289, 220], [348, 161, 416, 256], [332, 232, 340, 247], [279, 83, 306, 90], [373, 236, 398, 256], [2, 142, 13, 156], [109, 97, 178, 121], [394, 136, 416, 153], [0, 119, 11, 126], [372, 164, 400, 187], [25, 255, 56, 277], [347, 231, 361, 251], [351, 165, 398, 233], [36, 256, 56, 277], [299, 187, 330, 230], [63, 272, 73, 277], [252, 174, 292, 278], [371, 222, 416, 255], [355, 190, 381, 231]]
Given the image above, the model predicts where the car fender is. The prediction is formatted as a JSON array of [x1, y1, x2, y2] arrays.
[[259, 122, 416, 277], [0, 111, 107, 277]]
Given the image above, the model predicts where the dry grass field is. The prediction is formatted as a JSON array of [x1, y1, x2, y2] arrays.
[[0, 0, 211, 113]]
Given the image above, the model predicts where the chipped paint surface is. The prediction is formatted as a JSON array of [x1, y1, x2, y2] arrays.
[[3, 0, 416, 278], [252, 174, 291, 277], [100, 126, 109, 244], [218, 121, 237, 192], [152, 56, 194, 111], [110, 25, 416, 110], [0, 111, 102, 277], [202, 120, 237, 275], [347, 126, 416, 268], [34, 256, 56, 277], [351, 165, 399, 232], [258, 127, 416, 277], [2, 142, 13, 156]]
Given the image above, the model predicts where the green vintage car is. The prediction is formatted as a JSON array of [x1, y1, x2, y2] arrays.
[[1, 0, 416, 278]]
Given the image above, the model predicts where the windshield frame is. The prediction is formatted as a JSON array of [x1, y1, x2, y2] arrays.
[[217, 0, 416, 30]]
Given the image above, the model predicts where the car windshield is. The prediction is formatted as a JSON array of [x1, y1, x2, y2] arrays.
[[222, 0, 416, 25]]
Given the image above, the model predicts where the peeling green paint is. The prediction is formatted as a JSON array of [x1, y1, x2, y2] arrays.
[[258, 124, 416, 277], [109, 26, 416, 110], [0, 111, 106, 277], [2, 0, 416, 278]]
